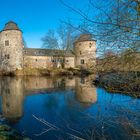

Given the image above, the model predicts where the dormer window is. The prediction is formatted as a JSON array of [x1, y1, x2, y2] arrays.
[[5, 40, 9, 46]]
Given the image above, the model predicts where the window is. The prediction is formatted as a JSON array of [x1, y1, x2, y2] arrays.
[[81, 59, 85, 64], [5, 54, 10, 59], [7, 54, 10, 59], [36, 59, 37, 62], [57, 58, 60, 62], [81, 78, 85, 84], [60, 59, 64, 63], [52, 59, 56, 62], [80, 51, 82, 55], [89, 43, 92, 48], [5, 40, 9, 46]]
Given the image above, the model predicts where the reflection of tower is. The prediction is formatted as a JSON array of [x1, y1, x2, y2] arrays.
[[75, 77, 97, 105], [1, 77, 24, 121]]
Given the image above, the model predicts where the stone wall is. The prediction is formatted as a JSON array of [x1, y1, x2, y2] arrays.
[[23, 55, 75, 69], [74, 41, 96, 69], [24, 56, 52, 69], [64, 57, 75, 68]]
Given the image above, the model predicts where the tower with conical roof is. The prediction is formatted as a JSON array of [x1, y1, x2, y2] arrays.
[[0, 21, 23, 72], [74, 34, 96, 69]]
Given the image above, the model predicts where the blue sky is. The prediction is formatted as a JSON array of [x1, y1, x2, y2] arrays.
[[0, 0, 89, 48]]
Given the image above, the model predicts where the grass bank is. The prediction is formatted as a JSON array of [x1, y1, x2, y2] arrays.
[[94, 72, 140, 98], [0, 67, 95, 77]]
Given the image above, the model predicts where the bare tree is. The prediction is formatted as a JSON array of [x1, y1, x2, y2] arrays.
[[41, 23, 78, 68], [59, 0, 140, 96], [59, 0, 140, 55], [41, 29, 59, 49]]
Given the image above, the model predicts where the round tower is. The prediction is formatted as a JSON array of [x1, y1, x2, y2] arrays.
[[74, 34, 96, 69], [0, 21, 23, 72]]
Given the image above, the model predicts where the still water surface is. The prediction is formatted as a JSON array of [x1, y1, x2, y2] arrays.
[[0, 76, 140, 140]]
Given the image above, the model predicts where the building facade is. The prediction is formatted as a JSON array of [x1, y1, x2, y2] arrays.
[[0, 21, 96, 72]]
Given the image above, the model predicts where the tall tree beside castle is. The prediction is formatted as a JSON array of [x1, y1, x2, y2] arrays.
[[42, 23, 77, 51], [41, 23, 79, 68], [42, 30, 59, 49], [60, 0, 140, 55]]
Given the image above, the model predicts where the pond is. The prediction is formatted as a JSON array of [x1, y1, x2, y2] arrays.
[[0, 76, 140, 140]]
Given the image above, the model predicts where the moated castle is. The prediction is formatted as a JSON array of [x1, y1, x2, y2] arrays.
[[0, 21, 96, 73]]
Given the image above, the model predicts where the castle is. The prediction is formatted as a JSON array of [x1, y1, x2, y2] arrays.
[[0, 21, 96, 73]]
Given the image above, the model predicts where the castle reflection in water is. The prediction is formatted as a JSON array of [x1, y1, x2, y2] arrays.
[[0, 76, 97, 121]]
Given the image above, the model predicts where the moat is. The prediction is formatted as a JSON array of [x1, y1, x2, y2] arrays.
[[0, 76, 140, 140]]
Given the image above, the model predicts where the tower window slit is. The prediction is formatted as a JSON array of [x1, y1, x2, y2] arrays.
[[5, 40, 9, 46]]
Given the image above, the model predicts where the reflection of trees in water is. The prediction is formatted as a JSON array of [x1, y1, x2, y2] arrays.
[[0, 77, 24, 122]]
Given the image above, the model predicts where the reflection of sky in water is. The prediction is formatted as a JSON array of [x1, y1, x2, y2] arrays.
[[0, 77, 140, 140]]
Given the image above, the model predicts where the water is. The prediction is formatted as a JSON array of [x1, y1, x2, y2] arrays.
[[0, 76, 140, 140]]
